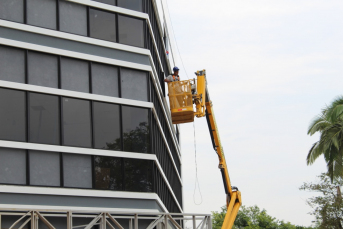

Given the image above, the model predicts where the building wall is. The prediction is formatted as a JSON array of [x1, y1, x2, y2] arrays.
[[0, 0, 182, 221]]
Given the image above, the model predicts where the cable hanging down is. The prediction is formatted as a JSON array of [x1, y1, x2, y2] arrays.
[[193, 121, 203, 205]]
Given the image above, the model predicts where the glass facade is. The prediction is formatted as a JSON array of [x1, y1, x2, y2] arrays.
[[0, 88, 26, 142], [29, 93, 60, 145], [62, 97, 92, 148], [93, 102, 121, 150], [28, 51, 59, 88], [0, 0, 181, 214]]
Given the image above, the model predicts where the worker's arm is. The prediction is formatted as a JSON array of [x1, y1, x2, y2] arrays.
[[164, 79, 171, 82]]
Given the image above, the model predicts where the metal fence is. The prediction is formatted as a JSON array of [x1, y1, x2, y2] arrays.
[[0, 208, 212, 229]]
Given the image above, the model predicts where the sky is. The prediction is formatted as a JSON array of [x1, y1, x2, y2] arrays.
[[162, 0, 343, 226]]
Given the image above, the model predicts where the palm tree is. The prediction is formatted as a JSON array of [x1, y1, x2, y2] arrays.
[[307, 96, 343, 181]]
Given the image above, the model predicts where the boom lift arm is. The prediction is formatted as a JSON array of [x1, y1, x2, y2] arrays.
[[168, 70, 242, 229]]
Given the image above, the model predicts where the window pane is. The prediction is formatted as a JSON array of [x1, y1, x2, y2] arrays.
[[61, 57, 89, 93], [63, 153, 92, 188], [89, 8, 116, 42], [0, 46, 25, 83], [92, 63, 119, 97], [60, 0, 87, 36], [124, 158, 152, 192], [29, 150, 60, 186], [122, 106, 149, 153], [92, 0, 115, 5], [121, 68, 148, 101], [0, 88, 26, 141], [117, 0, 142, 12], [28, 51, 58, 88], [27, 0, 57, 30], [29, 93, 60, 145], [0, 0, 24, 23], [94, 156, 122, 190], [0, 148, 26, 185], [62, 98, 92, 148], [93, 102, 121, 150], [118, 15, 144, 48]]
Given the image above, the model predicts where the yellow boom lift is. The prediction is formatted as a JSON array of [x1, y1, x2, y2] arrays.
[[168, 70, 242, 229]]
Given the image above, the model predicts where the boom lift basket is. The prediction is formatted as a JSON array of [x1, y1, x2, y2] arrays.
[[168, 80, 194, 124]]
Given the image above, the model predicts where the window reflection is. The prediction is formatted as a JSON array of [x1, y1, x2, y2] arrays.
[[94, 156, 122, 190], [93, 102, 121, 150], [122, 106, 150, 153], [124, 158, 152, 192], [62, 97, 92, 148], [29, 93, 60, 145]]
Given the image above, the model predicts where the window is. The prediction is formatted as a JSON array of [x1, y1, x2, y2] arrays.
[[29, 93, 60, 145], [89, 8, 116, 42], [0, 148, 26, 185], [92, 0, 115, 5], [121, 68, 148, 101], [0, 88, 26, 142], [29, 151, 60, 186], [63, 154, 92, 188], [124, 158, 152, 192], [28, 51, 58, 88], [27, 0, 57, 30], [117, 0, 143, 12], [61, 57, 89, 93], [92, 63, 119, 97], [0, 46, 25, 83], [122, 106, 149, 153], [93, 102, 121, 150], [0, 0, 24, 23], [118, 15, 144, 48], [59, 0, 87, 36], [94, 156, 122, 190], [62, 98, 92, 148]]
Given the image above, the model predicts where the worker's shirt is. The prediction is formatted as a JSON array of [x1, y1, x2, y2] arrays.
[[166, 74, 180, 82]]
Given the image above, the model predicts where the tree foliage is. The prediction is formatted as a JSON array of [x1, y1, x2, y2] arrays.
[[212, 205, 315, 229], [300, 173, 343, 229], [307, 96, 343, 181]]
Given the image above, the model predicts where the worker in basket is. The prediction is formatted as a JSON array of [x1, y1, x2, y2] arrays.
[[164, 66, 180, 82], [165, 67, 187, 108]]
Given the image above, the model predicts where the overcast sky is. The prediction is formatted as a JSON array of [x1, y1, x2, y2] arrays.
[[163, 0, 343, 226]]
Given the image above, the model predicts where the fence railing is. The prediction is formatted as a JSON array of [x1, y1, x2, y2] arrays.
[[0, 208, 212, 229]]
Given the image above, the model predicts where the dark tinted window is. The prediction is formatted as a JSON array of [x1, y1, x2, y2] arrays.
[[63, 153, 92, 188], [62, 98, 92, 148], [60, 0, 87, 36], [124, 158, 152, 192], [121, 68, 148, 101], [0, 148, 26, 185], [0, 88, 26, 141], [27, 0, 57, 30], [0, 0, 24, 23], [92, 0, 115, 5], [61, 57, 89, 93], [92, 63, 119, 97], [122, 106, 149, 153], [29, 93, 60, 145], [94, 156, 122, 190], [117, 0, 142, 12], [29, 150, 60, 186], [93, 102, 121, 150], [118, 15, 144, 47], [89, 9, 116, 42], [28, 52, 58, 88], [0, 46, 25, 83]]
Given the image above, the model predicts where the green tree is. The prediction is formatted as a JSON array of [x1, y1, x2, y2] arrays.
[[307, 96, 343, 181], [212, 205, 315, 229], [300, 173, 343, 229]]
